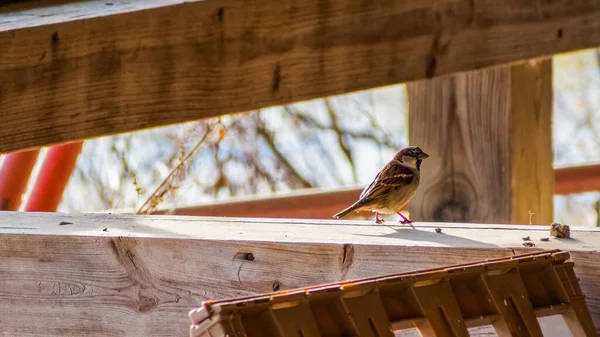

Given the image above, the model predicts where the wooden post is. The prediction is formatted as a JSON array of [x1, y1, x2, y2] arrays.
[[407, 60, 553, 224]]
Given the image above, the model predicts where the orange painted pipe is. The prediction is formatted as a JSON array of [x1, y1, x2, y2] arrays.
[[23, 141, 84, 212], [0, 149, 41, 210]]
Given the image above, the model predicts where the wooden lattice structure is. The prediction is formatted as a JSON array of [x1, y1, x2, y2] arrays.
[[1, 0, 600, 336], [189, 250, 595, 336]]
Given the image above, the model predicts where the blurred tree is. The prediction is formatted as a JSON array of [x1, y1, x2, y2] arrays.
[[553, 49, 600, 227], [60, 88, 408, 214]]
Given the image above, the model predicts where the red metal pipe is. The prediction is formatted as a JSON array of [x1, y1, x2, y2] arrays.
[[0, 149, 41, 210], [23, 141, 84, 212]]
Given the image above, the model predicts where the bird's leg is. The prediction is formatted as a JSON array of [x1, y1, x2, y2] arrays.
[[397, 212, 413, 224], [375, 212, 385, 224]]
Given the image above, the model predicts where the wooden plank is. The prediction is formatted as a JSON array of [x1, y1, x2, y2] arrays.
[[407, 60, 553, 224], [151, 187, 375, 219], [555, 163, 600, 195], [2, 1, 600, 153], [0, 211, 599, 336], [509, 60, 554, 224], [152, 163, 600, 220]]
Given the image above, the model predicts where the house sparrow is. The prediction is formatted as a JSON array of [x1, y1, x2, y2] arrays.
[[332, 146, 429, 224]]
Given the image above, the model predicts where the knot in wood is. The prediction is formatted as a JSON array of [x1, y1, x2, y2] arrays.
[[434, 199, 470, 222], [422, 173, 476, 222], [137, 295, 158, 313]]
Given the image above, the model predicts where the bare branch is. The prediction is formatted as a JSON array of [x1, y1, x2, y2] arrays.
[[136, 121, 217, 214], [256, 122, 313, 189], [323, 99, 357, 182]]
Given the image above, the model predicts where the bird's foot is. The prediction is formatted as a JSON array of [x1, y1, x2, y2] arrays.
[[397, 212, 415, 228], [375, 213, 385, 224]]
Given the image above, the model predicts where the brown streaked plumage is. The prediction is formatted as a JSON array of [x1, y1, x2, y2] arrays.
[[332, 146, 429, 224]]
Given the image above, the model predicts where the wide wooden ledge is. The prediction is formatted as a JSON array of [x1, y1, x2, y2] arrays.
[[1, 211, 599, 336], [2, 1, 600, 152], [3, 211, 600, 249]]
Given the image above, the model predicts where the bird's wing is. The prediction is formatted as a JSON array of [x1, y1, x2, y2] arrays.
[[359, 161, 415, 201]]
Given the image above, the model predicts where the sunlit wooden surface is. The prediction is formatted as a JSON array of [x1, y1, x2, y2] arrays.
[[0, 211, 599, 336]]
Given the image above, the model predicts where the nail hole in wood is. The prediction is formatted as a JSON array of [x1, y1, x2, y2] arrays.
[[51, 32, 59, 45]]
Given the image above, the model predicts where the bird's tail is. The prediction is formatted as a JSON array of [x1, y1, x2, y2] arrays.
[[332, 201, 363, 219]]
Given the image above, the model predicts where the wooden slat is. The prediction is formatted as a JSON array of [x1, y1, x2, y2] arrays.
[[555, 163, 600, 195], [152, 187, 373, 219], [509, 60, 554, 224], [0, 212, 599, 336], [2, 0, 600, 153], [151, 163, 600, 220], [407, 60, 554, 224]]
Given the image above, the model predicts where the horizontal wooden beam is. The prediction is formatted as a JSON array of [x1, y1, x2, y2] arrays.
[[2, 0, 600, 153], [0, 211, 598, 336], [555, 163, 600, 195], [152, 187, 371, 219], [153, 164, 600, 220]]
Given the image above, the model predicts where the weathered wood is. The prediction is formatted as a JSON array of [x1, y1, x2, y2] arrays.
[[0, 212, 598, 336], [2, 0, 600, 153], [407, 60, 553, 224]]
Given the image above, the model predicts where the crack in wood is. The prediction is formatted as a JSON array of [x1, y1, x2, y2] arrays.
[[271, 63, 281, 93], [341, 243, 354, 279], [236, 260, 247, 290]]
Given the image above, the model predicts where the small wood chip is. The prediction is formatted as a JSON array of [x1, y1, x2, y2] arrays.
[[540, 237, 550, 242], [58, 221, 72, 226], [523, 242, 535, 247], [435, 228, 442, 233], [521, 236, 531, 241], [550, 223, 570, 238]]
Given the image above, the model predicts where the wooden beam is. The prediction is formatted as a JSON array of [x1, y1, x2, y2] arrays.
[[0, 212, 598, 336], [152, 164, 600, 220], [555, 163, 600, 195], [152, 187, 374, 219], [2, 1, 600, 153], [407, 60, 554, 224]]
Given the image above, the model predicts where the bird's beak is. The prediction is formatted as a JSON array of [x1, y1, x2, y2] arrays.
[[418, 152, 429, 159]]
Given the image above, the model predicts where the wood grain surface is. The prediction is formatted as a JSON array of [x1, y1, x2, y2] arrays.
[[407, 60, 553, 225], [0, 212, 598, 336], [2, 0, 600, 153], [509, 60, 554, 225]]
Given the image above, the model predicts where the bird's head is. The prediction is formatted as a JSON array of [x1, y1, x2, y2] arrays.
[[394, 146, 429, 170]]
